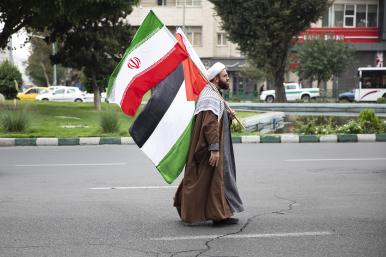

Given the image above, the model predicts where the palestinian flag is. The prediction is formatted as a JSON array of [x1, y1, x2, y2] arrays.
[[107, 10, 187, 116], [129, 29, 208, 184]]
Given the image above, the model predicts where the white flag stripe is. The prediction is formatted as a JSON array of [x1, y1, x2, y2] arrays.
[[151, 231, 334, 241], [141, 81, 195, 165], [110, 26, 177, 105]]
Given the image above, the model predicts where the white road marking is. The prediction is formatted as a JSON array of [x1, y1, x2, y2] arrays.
[[89, 186, 178, 190], [151, 231, 334, 241], [16, 163, 126, 167], [285, 158, 386, 162]]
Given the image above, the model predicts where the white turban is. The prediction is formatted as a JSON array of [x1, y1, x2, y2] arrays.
[[206, 62, 226, 81]]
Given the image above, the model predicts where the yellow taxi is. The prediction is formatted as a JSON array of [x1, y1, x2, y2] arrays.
[[17, 87, 50, 101]]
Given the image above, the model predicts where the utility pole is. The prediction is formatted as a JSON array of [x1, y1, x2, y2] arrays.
[[182, 0, 186, 32], [52, 42, 57, 86], [7, 37, 14, 65]]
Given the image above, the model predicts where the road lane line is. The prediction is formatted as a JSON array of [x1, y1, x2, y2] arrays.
[[151, 231, 334, 241], [89, 186, 178, 190], [285, 158, 386, 162], [16, 163, 126, 167]]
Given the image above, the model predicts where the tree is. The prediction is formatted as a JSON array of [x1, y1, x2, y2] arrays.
[[26, 36, 64, 86], [296, 37, 354, 93], [50, 16, 136, 110], [208, 0, 330, 102], [0, 0, 58, 49], [0, 61, 23, 99]]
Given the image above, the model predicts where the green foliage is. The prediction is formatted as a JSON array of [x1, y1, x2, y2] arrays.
[[231, 121, 243, 133], [294, 116, 336, 135], [100, 110, 120, 133], [376, 97, 386, 104], [0, 61, 23, 99], [26, 36, 65, 86], [296, 37, 354, 85], [0, 0, 139, 49], [356, 109, 384, 133], [209, 0, 330, 102], [0, 104, 30, 132], [295, 109, 385, 135]]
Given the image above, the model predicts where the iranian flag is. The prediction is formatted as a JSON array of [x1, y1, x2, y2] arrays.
[[129, 29, 208, 184], [107, 11, 188, 116]]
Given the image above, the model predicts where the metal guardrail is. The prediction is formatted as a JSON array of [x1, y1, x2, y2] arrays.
[[230, 103, 386, 116]]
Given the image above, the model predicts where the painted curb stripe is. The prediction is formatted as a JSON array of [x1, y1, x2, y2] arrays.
[[99, 137, 121, 145], [2, 134, 386, 146], [15, 138, 36, 146], [300, 135, 319, 143], [58, 138, 80, 145], [260, 136, 281, 143], [338, 134, 358, 142], [376, 133, 386, 142]]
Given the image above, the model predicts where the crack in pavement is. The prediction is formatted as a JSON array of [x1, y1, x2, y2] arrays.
[[165, 194, 297, 257]]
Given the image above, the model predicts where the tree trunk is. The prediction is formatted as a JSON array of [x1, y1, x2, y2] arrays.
[[273, 64, 287, 103], [91, 74, 101, 111], [40, 62, 51, 86]]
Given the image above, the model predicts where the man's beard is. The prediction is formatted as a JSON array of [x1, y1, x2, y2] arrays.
[[218, 79, 229, 90]]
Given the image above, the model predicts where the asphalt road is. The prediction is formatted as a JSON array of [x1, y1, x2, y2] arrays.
[[1, 143, 386, 257]]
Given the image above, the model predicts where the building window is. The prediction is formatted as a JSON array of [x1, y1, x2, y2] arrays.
[[185, 26, 202, 46], [356, 5, 366, 28], [157, 0, 167, 6], [217, 32, 228, 46], [344, 4, 355, 27], [176, 0, 201, 7], [328, 4, 378, 28], [368, 5, 378, 27], [334, 4, 344, 27]]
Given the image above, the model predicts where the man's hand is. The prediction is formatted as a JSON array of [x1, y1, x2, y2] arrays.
[[209, 150, 220, 167], [229, 109, 236, 120]]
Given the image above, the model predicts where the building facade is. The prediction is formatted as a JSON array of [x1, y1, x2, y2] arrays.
[[128, 0, 386, 98], [292, 0, 386, 96], [126, 0, 251, 96]]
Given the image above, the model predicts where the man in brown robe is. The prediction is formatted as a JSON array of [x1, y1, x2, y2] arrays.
[[174, 62, 244, 226]]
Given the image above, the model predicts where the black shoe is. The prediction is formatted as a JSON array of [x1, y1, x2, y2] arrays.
[[212, 218, 239, 227]]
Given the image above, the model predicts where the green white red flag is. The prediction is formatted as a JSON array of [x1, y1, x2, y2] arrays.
[[107, 11, 188, 116], [129, 28, 208, 184]]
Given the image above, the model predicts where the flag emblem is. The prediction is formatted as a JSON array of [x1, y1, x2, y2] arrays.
[[127, 57, 141, 69]]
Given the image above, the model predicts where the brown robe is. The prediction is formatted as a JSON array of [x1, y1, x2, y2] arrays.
[[173, 110, 232, 224]]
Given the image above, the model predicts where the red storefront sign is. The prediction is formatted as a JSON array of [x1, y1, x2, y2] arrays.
[[298, 27, 380, 43]]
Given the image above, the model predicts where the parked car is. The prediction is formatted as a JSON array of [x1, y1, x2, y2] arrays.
[[35, 87, 86, 102], [338, 90, 355, 102], [17, 87, 50, 100], [260, 83, 320, 103], [84, 92, 107, 102]]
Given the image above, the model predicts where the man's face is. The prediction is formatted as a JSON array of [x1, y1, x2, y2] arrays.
[[216, 69, 230, 90]]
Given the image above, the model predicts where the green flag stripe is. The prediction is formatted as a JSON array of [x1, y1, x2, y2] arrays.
[[107, 10, 164, 97], [156, 118, 195, 184]]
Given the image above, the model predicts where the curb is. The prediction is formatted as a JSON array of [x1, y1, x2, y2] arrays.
[[1, 134, 386, 146]]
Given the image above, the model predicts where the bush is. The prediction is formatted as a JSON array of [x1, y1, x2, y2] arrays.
[[100, 110, 120, 133], [356, 109, 384, 133], [294, 109, 385, 135], [0, 61, 23, 99], [0, 105, 30, 132], [376, 97, 386, 104], [294, 116, 336, 135]]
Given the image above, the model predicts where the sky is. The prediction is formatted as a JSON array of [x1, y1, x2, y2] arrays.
[[2, 28, 32, 85]]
